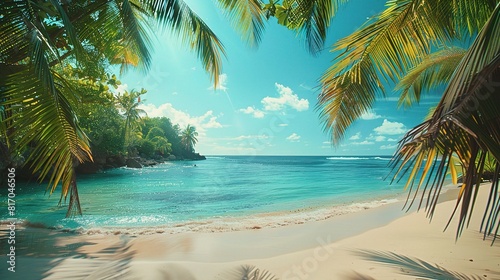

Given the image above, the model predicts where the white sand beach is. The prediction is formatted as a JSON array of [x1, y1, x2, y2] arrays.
[[2, 185, 499, 279]]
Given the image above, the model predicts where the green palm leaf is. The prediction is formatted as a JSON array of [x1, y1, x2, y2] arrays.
[[216, 0, 267, 47], [318, 0, 497, 144], [396, 47, 467, 108], [140, 0, 227, 86], [3, 67, 91, 216], [392, 2, 500, 241]]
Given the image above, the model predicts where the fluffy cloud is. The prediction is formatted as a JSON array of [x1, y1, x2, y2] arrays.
[[286, 133, 301, 142], [352, 140, 374, 145], [139, 103, 222, 136], [208, 73, 228, 91], [373, 119, 407, 135], [261, 83, 309, 112], [239, 106, 265, 119], [231, 135, 270, 141], [360, 110, 382, 120], [349, 132, 361, 140]]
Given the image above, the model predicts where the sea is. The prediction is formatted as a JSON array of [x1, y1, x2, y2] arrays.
[[0, 156, 430, 234]]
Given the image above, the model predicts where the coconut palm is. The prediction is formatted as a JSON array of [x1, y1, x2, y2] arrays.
[[181, 125, 198, 154], [115, 88, 148, 147], [0, 0, 261, 216]]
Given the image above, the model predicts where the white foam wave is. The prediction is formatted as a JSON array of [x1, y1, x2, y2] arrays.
[[68, 198, 400, 236], [326, 157, 370, 160]]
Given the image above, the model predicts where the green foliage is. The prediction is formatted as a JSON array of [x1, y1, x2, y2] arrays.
[[138, 139, 156, 158], [115, 89, 147, 148], [0, 0, 232, 216], [181, 125, 199, 154], [146, 127, 165, 140], [150, 136, 172, 155], [143, 117, 183, 155]]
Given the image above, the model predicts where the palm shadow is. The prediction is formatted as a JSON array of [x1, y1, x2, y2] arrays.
[[0, 226, 136, 279], [215, 265, 277, 280], [354, 250, 491, 280]]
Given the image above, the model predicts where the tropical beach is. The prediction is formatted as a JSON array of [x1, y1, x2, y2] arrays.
[[1, 183, 498, 279], [1, 0, 500, 279]]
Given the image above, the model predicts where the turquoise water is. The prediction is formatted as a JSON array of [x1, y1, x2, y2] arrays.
[[1, 156, 409, 233]]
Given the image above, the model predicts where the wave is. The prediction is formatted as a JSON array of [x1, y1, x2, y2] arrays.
[[326, 157, 371, 160], [206, 156, 226, 159], [326, 156, 392, 161], [11, 198, 401, 236]]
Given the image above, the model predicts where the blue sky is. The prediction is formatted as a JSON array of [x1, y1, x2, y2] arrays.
[[119, 0, 442, 156]]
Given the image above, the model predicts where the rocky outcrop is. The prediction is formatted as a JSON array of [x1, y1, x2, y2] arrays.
[[126, 158, 142, 168]]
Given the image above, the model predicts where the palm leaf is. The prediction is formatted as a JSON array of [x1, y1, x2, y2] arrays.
[[216, 0, 266, 47], [140, 0, 227, 86], [396, 47, 467, 108], [391, 2, 500, 241], [357, 250, 485, 280], [216, 265, 277, 280], [318, 0, 497, 144], [3, 66, 91, 216], [295, 0, 349, 54]]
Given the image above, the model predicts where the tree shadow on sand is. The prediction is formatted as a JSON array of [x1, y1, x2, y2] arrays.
[[0, 226, 136, 279], [215, 265, 277, 280], [354, 250, 496, 280]]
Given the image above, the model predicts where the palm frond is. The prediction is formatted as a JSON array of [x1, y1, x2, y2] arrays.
[[216, 265, 277, 280], [357, 250, 485, 280], [391, 3, 500, 241], [318, 0, 496, 144], [296, 0, 348, 54], [141, 0, 226, 86], [216, 0, 266, 47], [3, 67, 92, 216], [396, 47, 467, 108]]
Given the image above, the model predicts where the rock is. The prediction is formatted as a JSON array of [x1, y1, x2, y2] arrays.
[[126, 158, 142, 168], [168, 155, 176, 161], [76, 162, 102, 174]]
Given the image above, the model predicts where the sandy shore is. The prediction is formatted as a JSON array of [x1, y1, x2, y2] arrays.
[[1, 185, 499, 279]]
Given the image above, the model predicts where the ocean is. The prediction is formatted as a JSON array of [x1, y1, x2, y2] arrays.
[[1, 156, 415, 234]]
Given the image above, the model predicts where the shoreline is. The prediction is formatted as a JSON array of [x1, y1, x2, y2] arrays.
[[1, 184, 497, 279]]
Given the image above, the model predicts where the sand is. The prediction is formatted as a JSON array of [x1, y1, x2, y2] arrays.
[[1, 185, 499, 279]]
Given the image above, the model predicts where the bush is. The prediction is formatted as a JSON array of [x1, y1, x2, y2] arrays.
[[138, 139, 155, 158]]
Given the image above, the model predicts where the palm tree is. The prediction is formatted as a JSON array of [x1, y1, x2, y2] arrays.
[[0, 0, 265, 216], [115, 89, 147, 147], [310, 0, 500, 240], [181, 125, 198, 154]]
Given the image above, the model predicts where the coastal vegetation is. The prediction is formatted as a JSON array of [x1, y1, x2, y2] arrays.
[[0, 0, 219, 216]]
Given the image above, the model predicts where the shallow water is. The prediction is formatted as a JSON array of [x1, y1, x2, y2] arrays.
[[1, 156, 408, 233]]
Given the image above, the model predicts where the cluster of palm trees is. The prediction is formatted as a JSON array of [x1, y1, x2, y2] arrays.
[[1, 0, 499, 238]]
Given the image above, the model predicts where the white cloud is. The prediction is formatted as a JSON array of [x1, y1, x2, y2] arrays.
[[380, 144, 398, 150], [231, 135, 270, 141], [239, 106, 265, 119], [349, 132, 361, 140], [139, 103, 222, 136], [208, 73, 228, 91], [261, 83, 309, 112], [366, 134, 386, 142], [373, 119, 407, 135], [286, 133, 301, 142], [352, 140, 375, 145], [360, 110, 382, 120], [115, 83, 128, 95]]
